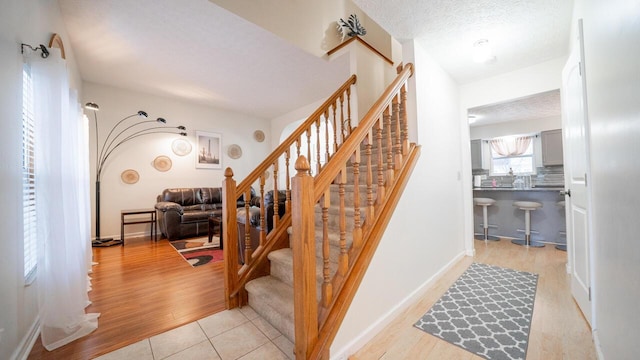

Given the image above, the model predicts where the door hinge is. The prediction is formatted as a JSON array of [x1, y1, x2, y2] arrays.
[[585, 173, 588, 187], [589, 287, 592, 301]]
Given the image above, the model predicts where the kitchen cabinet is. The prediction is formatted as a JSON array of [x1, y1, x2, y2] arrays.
[[541, 129, 564, 166], [471, 139, 484, 170]]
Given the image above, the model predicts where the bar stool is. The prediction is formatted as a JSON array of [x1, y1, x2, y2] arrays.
[[474, 197, 500, 241], [555, 201, 567, 251], [512, 201, 544, 247]]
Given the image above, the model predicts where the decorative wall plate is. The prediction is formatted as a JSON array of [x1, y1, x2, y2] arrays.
[[228, 144, 242, 159], [171, 138, 192, 156], [263, 170, 270, 179], [153, 155, 172, 172], [253, 130, 265, 142], [121, 169, 139, 184]]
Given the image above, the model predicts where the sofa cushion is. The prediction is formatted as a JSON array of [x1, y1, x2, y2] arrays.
[[237, 206, 261, 227], [263, 190, 287, 206], [199, 188, 222, 204], [182, 210, 218, 223], [159, 188, 201, 206]]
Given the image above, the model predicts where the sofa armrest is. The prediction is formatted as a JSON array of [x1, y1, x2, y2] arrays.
[[155, 201, 183, 214]]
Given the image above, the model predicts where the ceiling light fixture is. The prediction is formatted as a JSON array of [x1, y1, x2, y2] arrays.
[[473, 39, 494, 63]]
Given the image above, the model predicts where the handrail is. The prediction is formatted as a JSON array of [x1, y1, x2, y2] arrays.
[[236, 74, 357, 196], [223, 74, 358, 309], [291, 63, 416, 359], [313, 64, 413, 201]]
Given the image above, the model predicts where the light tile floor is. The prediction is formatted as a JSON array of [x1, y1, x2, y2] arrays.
[[94, 307, 295, 360]]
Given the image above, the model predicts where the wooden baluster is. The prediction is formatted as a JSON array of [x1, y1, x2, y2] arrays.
[[338, 167, 348, 277], [222, 168, 239, 308], [306, 128, 312, 174], [384, 107, 394, 185], [365, 131, 375, 222], [376, 118, 386, 203], [273, 161, 279, 229], [291, 156, 318, 359], [285, 148, 291, 213], [346, 87, 352, 135], [296, 137, 301, 158], [331, 103, 338, 153], [321, 189, 332, 308], [340, 93, 346, 142], [324, 109, 330, 165], [352, 147, 362, 248], [401, 84, 409, 156], [315, 118, 321, 174], [259, 174, 266, 246], [393, 94, 403, 169], [244, 189, 252, 267]]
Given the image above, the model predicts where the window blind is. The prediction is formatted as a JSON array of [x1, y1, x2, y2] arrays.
[[22, 64, 37, 281]]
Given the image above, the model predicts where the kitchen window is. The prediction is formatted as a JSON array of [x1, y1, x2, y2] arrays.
[[489, 135, 535, 175]]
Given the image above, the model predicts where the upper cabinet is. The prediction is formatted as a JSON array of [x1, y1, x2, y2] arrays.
[[471, 139, 484, 170], [541, 129, 564, 166]]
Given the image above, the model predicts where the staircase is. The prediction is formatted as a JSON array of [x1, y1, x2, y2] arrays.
[[222, 64, 419, 359], [245, 166, 376, 343]]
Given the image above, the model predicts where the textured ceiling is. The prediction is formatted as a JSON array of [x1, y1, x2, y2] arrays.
[[59, 0, 571, 123], [468, 90, 561, 127], [58, 0, 349, 119], [352, 0, 574, 84]]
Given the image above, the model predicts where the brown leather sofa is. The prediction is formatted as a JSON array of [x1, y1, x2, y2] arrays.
[[155, 187, 257, 240]]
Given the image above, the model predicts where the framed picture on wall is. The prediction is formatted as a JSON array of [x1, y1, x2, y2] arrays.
[[195, 131, 222, 169]]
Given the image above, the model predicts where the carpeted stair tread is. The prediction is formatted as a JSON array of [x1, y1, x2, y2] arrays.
[[246, 276, 295, 342], [268, 248, 331, 301]]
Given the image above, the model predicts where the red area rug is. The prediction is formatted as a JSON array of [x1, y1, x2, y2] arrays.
[[169, 237, 222, 267]]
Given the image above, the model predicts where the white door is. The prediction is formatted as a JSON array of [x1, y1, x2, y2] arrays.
[[561, 20, 592, 326]]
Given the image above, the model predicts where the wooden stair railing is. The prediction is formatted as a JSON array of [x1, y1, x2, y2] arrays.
[[291, 63, 418, 359], [223, 75, 357, 308]]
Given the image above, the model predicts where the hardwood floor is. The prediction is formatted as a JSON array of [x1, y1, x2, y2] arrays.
[[27, 236, 226, 360], [351, 239, 596, 360]]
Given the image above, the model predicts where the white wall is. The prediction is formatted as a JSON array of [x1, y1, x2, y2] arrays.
[[573, 1, 640, 358], [211, 0, 392, 59], [0, 1, 81, 358], [83, 83, 271, 239], [332, 39, 466, 358]]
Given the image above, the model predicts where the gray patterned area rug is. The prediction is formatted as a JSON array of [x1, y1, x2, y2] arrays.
[[414, 262, 538, 360]]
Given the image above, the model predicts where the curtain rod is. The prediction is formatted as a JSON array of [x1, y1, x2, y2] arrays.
[[21, 43, 50, 58]]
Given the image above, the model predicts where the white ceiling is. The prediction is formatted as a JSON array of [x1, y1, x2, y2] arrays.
[[59, 0, 572, 122], [351, 0, 572, 127], [352, 0, 574, 84], [467, 89, 561, 127], [58, 0, 350, 119]]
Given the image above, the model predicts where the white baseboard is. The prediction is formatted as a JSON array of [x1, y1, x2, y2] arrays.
[[11, 316, 40, 360], [330, 251, 467, 360], [592, 328, 604, 360]]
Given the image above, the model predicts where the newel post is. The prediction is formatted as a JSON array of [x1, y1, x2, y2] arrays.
[[222, 167, 239, 309], [292, 156, 318, 359]]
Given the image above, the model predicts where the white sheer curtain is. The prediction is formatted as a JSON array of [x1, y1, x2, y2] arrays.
[[30, 49, 99, 351], [490, 136, 532, 156]]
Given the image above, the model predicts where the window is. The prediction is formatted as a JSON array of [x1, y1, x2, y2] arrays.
[[489, 135, 535, 175], [23, 64, 37, 282]]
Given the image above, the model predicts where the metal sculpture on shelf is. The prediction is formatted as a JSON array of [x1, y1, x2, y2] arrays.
[[337, 14, 366, 41]]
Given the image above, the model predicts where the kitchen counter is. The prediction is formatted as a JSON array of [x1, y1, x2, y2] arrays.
[[473, 187, 566, 245], [473, 187, 564, 192]]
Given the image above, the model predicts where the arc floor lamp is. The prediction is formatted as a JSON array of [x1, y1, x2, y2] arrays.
[[84, 102, 186, 246]]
